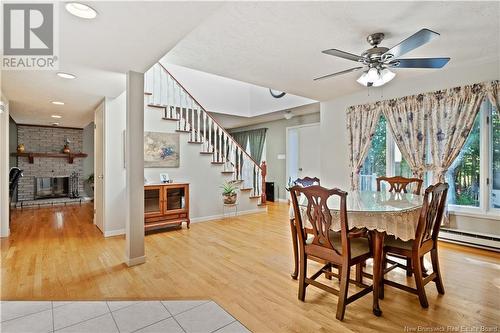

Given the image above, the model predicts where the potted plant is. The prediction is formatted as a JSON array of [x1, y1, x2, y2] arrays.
[[221, 181, 238, 204]]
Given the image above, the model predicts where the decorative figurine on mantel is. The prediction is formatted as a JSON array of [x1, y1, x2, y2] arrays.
[[17, 143, 25, 153], [62, 138, 71, 154]]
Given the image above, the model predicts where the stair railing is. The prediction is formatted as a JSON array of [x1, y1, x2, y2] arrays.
[[145, 63, 265, 199]]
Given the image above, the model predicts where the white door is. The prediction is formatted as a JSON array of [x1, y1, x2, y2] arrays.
[[94, 103, 105, 232], [287, 123, 321, 184]]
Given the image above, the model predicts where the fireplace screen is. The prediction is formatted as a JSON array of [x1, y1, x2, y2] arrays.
[[35, 177, 69, 199]]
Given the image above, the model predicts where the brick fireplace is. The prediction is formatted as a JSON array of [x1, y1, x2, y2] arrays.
[[16, 125, 85, 202]]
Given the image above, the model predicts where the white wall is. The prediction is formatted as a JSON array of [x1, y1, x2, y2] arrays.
[[160, 61, 316, 117], [103, 92, 127, 235], [144, 106, 259, 220], [0, 92, 10, 237]]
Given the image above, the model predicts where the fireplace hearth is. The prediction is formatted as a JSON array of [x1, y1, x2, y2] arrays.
[[35, 177, 69, 200]]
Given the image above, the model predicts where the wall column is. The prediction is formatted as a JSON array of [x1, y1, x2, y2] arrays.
[[0, 97, 10, 237], [125, 71, 145, 266]]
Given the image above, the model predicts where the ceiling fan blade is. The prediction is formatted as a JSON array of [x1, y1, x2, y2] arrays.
[[383, 28, 440, 60], [314, 67, 364, 81], [390, 57, 450, 69], [322, 49, 364, 62]]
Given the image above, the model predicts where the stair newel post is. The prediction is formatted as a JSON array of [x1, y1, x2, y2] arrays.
[[260, 161, 267, 204]]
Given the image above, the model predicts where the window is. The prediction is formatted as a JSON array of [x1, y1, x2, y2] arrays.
[[360, 115, 419, 191], [490, 102, 500, 209], [359, 115, 386, 191], [360, 98, 498, 217], [446, 113, 481, 207]]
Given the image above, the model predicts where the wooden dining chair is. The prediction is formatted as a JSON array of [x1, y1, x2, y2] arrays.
[[376, 176, 424, 195], [294, 176, 320, 187], [290, 185, 373, 320], [376, 175, 424, 276], [290, 177, 320, 279], [381, 183, 449, 308]]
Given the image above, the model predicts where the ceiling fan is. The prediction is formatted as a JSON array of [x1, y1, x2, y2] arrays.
[[314, 28, 450, 87]]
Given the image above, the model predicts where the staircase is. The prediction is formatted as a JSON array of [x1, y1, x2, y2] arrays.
[[144, 62, 266, 210]]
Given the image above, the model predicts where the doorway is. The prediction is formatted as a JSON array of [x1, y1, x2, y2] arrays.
[[286, 123, 321, 187]]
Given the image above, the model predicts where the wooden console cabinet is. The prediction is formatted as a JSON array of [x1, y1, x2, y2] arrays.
[[144, 183, 190, 232]]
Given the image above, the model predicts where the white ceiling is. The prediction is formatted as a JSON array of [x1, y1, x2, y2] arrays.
[[163, 62, 316, 117], [165, 1, 500, 101], [210, 102, 320, 129], [2, 1, 222, 127]]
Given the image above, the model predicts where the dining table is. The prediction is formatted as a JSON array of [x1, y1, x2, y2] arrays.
[[289, 190, 424, 316]]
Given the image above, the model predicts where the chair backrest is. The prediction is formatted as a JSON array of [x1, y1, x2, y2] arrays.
[[415, 183, 449, 247], [289, 185, 349, 260], [376, 176, 423, 195], [294, 177, 320, 187]]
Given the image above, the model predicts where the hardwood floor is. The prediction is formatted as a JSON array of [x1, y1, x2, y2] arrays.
[[2, 202, 499, 332]]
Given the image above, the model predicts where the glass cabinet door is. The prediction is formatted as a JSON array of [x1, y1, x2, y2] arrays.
[[165, 187, 186, 211], [144, 187, 162, 215]]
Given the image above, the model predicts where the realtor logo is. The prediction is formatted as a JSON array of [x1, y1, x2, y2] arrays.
[[2, 2, 59, 69]]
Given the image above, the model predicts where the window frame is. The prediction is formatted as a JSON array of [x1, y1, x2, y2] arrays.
[[364, 102, 499, 220]]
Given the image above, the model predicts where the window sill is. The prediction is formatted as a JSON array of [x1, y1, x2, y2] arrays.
[[448, 209, 500, 221]]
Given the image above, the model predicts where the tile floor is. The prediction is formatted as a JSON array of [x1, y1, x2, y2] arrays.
[[0, 301, 250, 333]]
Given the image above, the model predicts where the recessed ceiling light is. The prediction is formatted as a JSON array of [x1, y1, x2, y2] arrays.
[[51, 115, 62, 119], [57, 72, 76, 79], [65, 2, 97, 19], [51, 101, 65, 105]]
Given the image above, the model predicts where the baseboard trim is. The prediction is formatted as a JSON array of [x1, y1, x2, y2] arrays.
[[439, 230, 500, 252], [190, 207, 267, 223], [125, 255, 146, 267], [104, 228, 125, 237]]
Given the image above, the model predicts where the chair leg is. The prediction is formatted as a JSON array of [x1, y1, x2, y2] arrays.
[[298, 253, 307, 301], [325, 263, 332, 280], [413, 254, 429, 308], [355, 263, 362, 283], [420, 256, 428, 274], [431, 248, 445, 295], [290, 219, 299, 280], [406, 257, 413, 277], [379, 255, 386, 300], [336, 263, 350, 321]]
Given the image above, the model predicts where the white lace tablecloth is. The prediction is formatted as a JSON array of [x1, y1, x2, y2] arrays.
[[289, 191, 423, 241]]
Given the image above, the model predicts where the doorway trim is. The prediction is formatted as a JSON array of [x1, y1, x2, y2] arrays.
[[285, 122, 320, 199]]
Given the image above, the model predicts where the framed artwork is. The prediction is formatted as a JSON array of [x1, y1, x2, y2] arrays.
[[144, 131, 180, 168]]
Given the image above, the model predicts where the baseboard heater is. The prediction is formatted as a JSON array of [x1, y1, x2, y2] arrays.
[[439, 228, 500, 252]]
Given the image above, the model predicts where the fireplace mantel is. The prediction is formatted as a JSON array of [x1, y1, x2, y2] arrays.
[[11, 152, 88, 164]]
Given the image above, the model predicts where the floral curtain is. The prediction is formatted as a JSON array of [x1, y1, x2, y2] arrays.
[[486, 80, 499, 119], [427, 83, 487, 184], [383, 95, 427, 180], [346, 103, 382, 190]]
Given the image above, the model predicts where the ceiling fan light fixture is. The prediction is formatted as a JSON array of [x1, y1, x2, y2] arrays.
[[357, 68, 395, 87], [380, 68, 396, 83]]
